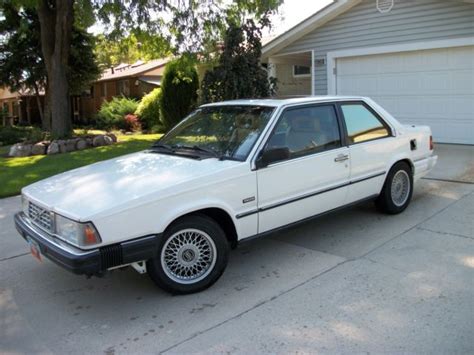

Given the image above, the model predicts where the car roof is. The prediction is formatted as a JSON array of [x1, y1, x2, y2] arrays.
[[200, 96, 369, 108]]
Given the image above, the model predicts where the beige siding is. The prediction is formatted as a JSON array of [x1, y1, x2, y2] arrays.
[[275, 64, 311, 96]]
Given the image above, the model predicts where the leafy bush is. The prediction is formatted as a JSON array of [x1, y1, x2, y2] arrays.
[[96, 96, 139, 130], [150, 123, 166, 134], [160, 56, 199, 130], [135, 88, 161, 130], [124, 114, 141, 132], [0, 126, 46, 145]]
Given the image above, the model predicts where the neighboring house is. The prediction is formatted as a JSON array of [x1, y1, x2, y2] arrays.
[[0, 58, 170, 126], [262, 0, 474, 144], [0, 87, 44, 126], [79, 58, 170, 120]]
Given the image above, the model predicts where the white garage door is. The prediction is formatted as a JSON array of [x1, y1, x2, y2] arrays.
[[336, 46, 474, 144]]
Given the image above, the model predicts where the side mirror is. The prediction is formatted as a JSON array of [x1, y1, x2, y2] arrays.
[[256, 147, 290, 169]]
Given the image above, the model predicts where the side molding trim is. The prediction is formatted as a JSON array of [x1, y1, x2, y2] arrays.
[[235, 171, 385, 219]]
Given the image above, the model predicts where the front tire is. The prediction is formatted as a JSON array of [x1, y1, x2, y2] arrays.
[[147, 214, 229, 294], [375, 161, 413, 214]]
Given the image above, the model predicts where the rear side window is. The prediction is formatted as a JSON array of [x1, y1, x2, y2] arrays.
[[341, 104, 390, 144]]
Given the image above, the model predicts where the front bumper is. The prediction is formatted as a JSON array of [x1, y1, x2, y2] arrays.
[[14, 212, 160, 276]]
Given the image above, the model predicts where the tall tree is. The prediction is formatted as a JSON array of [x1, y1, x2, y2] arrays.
[[0, 1, 100, 131], [94, 33, 171, 69], [36, 0, 74, 136], [201, 19, 276, 103], [3, 0, 281, 137], [0, 3, 46, 125]]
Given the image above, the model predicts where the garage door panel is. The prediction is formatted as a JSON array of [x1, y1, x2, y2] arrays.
[[448, 46, 474, 69], [421, 72, 452, 94], [398, 73, 422, 94], [336, 46, 474, 144], [451, 70, 474, 94], [451, 97, 474, 116]]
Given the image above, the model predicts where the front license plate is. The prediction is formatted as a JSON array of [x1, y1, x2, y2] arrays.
[[26, 236, 42, 262]]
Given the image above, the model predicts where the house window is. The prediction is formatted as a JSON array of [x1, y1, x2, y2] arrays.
[[117, 80, 130, 96], [293, 65, 311, 77]]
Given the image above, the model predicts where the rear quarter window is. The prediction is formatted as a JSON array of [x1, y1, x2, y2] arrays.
[[341, 104, 390, 144]]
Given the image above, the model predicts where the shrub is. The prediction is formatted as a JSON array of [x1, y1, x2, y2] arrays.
[[0, 126, 46, 145], [150, 123, 166, 134], [160, 56, 199, 130], [135, 88, 161, 130], [96, 96, 139, 130], [124, 114, 141, 132]]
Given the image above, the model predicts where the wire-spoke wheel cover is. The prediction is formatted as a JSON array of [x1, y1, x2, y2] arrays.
[[391, 170, 411, 207], [161, 228, 217, 284]]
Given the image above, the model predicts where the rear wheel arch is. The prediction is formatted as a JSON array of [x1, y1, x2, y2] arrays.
[[376, 160, 414, 214]]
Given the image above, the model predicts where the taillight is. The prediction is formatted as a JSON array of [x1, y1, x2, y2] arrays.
[[429, 135, 434, 150]]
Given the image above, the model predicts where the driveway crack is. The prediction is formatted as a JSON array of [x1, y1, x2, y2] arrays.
[[160, 258, 349, 354], [360, 190, 474, 259], [416, 227, 473, 240], [0, 252, 30, 262]]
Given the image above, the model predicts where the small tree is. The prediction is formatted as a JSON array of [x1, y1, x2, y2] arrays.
[[201, 20, 276, 103], [160, 56, 199, 130], [135, 88, 162, 131]]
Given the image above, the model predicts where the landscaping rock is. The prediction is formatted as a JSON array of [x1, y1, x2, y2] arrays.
[[47, 142, 59, 155], [76, 139, 87, 150], [106, 133, 117, 142], [31, 143, 47, 155], [9, 143, 32, 157], [66, 139, 77, 152], [86, 137, 93, 147], [103, 135, 113, 145], [57, 140, 67, 154], [92, 135, 106, 147]]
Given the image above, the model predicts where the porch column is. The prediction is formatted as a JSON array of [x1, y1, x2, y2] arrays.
[[267, 57, 277, 80]]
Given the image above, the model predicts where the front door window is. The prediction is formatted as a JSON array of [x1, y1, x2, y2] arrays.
[[266, 104, 342, 162]]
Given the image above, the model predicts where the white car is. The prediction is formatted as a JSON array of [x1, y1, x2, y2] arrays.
[[15, 96, 437, 294]]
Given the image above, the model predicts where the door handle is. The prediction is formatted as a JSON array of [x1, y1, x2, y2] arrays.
[[334, 154, 349, 162]]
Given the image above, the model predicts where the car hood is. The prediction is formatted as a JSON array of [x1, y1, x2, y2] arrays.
[[22, 151, 239, 221]]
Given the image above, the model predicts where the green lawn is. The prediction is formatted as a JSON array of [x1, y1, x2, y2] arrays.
[[0, 133, 161, 198]]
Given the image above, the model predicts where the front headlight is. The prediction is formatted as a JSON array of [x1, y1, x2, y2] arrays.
[[55, 214, 101, 247]]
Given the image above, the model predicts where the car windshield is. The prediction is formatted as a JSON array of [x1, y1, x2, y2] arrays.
[[154, 105, 275, 161]]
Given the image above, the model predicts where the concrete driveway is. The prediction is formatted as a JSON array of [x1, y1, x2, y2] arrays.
[[1, 144, 473, 354]]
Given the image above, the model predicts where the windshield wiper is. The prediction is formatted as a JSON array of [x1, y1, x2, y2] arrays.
[[153, 143, 239, 161], [173, 144, 219, 157], [151, 143, 174, 151]]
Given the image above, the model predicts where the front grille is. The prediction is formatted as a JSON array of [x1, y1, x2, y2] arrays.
[[100, 245, 123, 269], [28, 201, 53, 233]]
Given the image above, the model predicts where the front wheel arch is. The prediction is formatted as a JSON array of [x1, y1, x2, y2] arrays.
[[163, 207, 238, 249]]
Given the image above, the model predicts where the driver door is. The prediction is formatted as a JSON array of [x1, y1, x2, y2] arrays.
[[256, 104, 350, 233]]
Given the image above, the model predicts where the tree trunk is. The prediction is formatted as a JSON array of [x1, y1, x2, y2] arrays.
[[33, 82, 46, 128], [42, 89, 52, 131], [37, 0, 73, 138]]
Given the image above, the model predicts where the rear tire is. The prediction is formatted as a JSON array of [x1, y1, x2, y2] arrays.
[[147, 214, 229, 294], [375, 161, 413, 214]]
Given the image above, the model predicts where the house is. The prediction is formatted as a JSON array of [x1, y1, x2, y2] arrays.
[[0, 58, 170, 126], [79, 58, 170, 120], [262, 0, 474, 144], [0, 87, 44, 126]]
